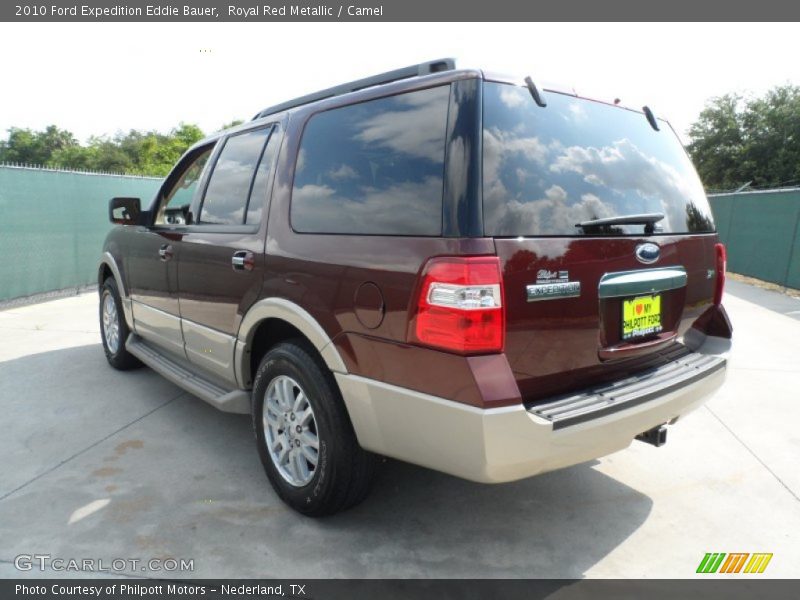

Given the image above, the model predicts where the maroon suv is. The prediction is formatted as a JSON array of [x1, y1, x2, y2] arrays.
[[99, 59, 732, 516]]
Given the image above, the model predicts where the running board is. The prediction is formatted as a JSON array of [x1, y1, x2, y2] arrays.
[[126, 335, 250, 414]]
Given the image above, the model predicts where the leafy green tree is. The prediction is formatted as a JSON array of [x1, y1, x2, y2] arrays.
[[741, 86, 800, 188], [2, 122, 207, 175], [1, 118, 244, 175], [688, 85, 800, 191], [0, 125, 78, 165], [219, 119, 244, 130], [687, 94, 746, 190]]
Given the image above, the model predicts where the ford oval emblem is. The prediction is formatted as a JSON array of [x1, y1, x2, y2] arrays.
[[635, 243, 660, 264]]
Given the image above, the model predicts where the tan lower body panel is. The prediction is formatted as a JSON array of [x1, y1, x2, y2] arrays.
[[336, 364, 726, 484], [131, 301, 185, 357], [182, 319, 238, 386]]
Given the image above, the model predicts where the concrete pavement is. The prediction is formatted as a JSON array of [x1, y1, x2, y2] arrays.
[[0, 282, 798, 578]]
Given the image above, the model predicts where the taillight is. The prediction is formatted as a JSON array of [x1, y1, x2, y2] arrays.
[[408, 256, 505, 355], [714, 243, 727, 305]]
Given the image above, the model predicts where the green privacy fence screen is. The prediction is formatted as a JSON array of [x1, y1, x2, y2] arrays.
[[2, 165, 800, 303], [0, 164, 162, 302], [708, 188, 800, 290]]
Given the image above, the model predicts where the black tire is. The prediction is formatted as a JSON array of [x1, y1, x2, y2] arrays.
[[252, 340, 377, 516], [99, 278, 142, 370]]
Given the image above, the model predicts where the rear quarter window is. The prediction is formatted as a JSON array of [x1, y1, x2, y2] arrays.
[[290, 85, 450, 236], [482, 81, 715, 237]]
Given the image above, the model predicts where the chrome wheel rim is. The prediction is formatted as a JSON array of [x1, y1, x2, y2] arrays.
[[102, 293, 120, 354], [263, 375, 319, 487]]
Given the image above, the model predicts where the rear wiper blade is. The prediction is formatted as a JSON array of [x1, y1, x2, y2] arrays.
[[575, 213, 664, 234]]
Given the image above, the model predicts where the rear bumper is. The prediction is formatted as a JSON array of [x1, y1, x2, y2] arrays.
[[336, 334, 730, 483]]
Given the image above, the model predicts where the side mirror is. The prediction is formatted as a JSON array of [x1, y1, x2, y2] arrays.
[[109, 197, 146, 225]]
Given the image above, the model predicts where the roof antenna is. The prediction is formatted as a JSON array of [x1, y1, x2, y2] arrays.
[[524, 76, 547, 107], [642, 106, 660, 131]]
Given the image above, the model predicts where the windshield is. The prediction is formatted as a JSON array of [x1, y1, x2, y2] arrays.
[[482, 81, 715, 237]]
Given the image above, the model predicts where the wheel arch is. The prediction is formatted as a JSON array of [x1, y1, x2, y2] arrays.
[[98, 252, 134, 329], [236, 298, 347, 389]]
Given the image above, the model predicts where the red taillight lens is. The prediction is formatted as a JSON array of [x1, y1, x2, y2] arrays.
[[408, 256, 505, 355], [714, 243, 727, 305]]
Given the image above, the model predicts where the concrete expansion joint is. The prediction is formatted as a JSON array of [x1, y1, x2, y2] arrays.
[[704, 405, 800, 504], [0, 391, 184, 503]]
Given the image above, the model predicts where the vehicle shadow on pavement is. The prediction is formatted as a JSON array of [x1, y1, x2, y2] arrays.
[[0, 344, 652, 579], [327, 457, 652, 578]]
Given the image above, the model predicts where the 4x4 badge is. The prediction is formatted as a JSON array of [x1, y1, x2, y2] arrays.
[[635, 243, 661, 264], [527, 270, 581, 302]]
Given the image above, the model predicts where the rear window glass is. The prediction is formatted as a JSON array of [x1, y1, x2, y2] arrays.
[[291, 85, 450, 235], [482, 82, 715, 237]]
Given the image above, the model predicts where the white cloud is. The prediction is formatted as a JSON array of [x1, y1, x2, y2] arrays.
[[487, 187, 615, 237], [500, 86, 527, 109], [483, 126, 549, 189], [295, 148, 306, 174], [292, 177, 442, 235], [353, 86, 450, 162], [567, 102, 588, 122], [328, 164, 358, 180], [549, 138, 701, 229]]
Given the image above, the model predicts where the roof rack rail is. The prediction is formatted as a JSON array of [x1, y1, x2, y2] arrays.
[[252, 58, 456, 120]]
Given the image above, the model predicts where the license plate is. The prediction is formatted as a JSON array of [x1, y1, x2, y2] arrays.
[[622, 294, 663, 340]]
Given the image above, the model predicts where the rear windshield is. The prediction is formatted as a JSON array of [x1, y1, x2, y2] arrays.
[[482, 82, 715, 237]]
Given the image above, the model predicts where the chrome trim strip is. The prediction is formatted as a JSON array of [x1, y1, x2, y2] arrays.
[[598, 267, 687, 299], [527, 281, 581, 302]]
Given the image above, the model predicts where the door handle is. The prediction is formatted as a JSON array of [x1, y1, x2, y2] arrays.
[[232, 250, 255, 271], [158, 244, 174, 261]]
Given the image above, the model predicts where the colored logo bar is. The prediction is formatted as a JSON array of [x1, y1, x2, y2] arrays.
[[697, 553, 773, 574]]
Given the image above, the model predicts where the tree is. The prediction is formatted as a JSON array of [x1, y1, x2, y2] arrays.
[[219, 119, 244, 131], [741, 86, 800, 188], [0, 125, 78, 165], [688, 85, 800, 191], [1, 122, 207, 175], [687, 94, 746, 190]]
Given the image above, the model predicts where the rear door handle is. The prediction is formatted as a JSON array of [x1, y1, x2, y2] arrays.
[[232, 250, 255, 271], [158, 244, 174, 261]]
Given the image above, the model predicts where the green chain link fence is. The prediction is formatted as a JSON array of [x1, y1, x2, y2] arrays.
[[708, 188, 800, 290], [0, 164, 161, 303]]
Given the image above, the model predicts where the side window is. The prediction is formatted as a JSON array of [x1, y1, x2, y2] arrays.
[[155, 145, 213, 225], [291, 85, 450, 235], [245, 126, 280, 225], [199, 127, 272, 226]]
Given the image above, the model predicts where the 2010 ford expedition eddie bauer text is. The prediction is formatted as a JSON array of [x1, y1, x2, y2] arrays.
[[98, 59, 732, 516]]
